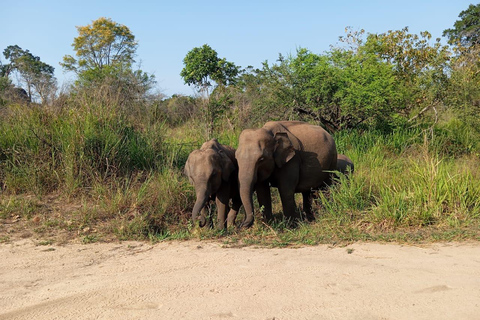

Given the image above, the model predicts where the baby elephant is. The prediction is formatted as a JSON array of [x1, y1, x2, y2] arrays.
[[336, 154, 354, 175], [184, 139, 241, 229]]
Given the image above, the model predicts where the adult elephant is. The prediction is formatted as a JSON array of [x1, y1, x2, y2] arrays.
[[184, 139, 241, 229], [236, 121, 337, 228]]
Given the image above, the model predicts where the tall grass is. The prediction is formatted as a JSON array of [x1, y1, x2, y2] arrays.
[[0, 101, 166, 194], [315, 125, 480, 236], [1, 98, 480, 243], [0, 98, 198, 240]]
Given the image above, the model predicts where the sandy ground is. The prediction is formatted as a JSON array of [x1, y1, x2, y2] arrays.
[[1, 240, 479, 320]]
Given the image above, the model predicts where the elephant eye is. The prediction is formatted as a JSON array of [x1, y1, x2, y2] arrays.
[[258, 157, 265, 162]]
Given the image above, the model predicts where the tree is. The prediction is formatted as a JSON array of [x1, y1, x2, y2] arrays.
[[61, 17, 137, 73], [2, 45, 56, 104], [61, 17, 155, 108], [180, 44, 239, 97], [180, 44, 239, 137], [442, 4, 480, 126], [247, 46, 402, 131], [443, 4, 480, 48], [243, 27, 453, 131], [447, 45, 480, 123], [363, 27, 451, 123]]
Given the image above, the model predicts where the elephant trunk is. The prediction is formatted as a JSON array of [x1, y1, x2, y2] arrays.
[[191, 189, 209, 227], [238, 167, 257, 228]]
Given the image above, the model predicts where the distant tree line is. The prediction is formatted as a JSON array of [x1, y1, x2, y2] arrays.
[[178, 4, 480, 133], [1, 4, 480, 133]]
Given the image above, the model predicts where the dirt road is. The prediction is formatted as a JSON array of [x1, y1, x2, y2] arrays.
[[1, 240, 479, 319]]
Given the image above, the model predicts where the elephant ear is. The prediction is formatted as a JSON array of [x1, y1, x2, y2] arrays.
[[184, 157, 194, 184], [273, 132, 295, 168], [185, 151, 200, 184], [218, 149, 235, 181]]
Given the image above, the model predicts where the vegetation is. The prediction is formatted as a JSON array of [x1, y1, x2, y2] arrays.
[[180, 44, 240, 138], [61, 17, 156, 110], [61, 17, 138, 73], [1, 9, 480, 245], [443, 3, 480, 47], [1, 45, 56, 104]]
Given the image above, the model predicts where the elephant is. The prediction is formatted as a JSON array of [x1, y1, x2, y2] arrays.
[[184, 139, 241, 229], [235, 121, 337, 227], [336, 154, 354, 176]]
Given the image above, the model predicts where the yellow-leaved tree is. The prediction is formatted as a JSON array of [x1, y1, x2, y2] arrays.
[[61, 17, 137, 72], [61, 17, 155, 107]]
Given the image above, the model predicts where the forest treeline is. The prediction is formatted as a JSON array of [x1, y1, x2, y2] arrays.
[[1, 5, 480, 243]]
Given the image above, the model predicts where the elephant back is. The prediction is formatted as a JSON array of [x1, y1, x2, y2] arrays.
[[200, 139, 237, 167], [264, 121, 337, 171]]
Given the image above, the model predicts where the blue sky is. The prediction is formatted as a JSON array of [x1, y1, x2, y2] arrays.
[[1, 0, 474, 97]]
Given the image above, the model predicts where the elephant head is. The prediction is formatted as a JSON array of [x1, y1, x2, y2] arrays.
[[184, 139, 236, 226]]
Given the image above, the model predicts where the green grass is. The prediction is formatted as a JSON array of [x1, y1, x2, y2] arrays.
[[1, 100, 480, 245]]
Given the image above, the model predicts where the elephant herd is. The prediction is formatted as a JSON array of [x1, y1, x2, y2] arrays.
[[184, 121, 354, 229]]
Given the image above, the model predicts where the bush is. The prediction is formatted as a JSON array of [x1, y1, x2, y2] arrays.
[[0, 97, 166, 195]]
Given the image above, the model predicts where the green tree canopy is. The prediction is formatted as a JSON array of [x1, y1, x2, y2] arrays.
[[180, 44, 239, 97], [443, 4, 480, 48], [2, 45, 56, 104], [240, 27, 451, 131], [180, 44, 239, 138], [253, 47, 401, 131], [363, 28, 450, 122]]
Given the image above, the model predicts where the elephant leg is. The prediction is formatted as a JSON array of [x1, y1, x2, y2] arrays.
[[275, 164, 301, 224], [216, 185, 231, 230], [255, 182, 272, 222], [278, 187, 299, 223], [302, 191, 315, 222], [226, 193, 241, 228], [276, 167, 300, 224]]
